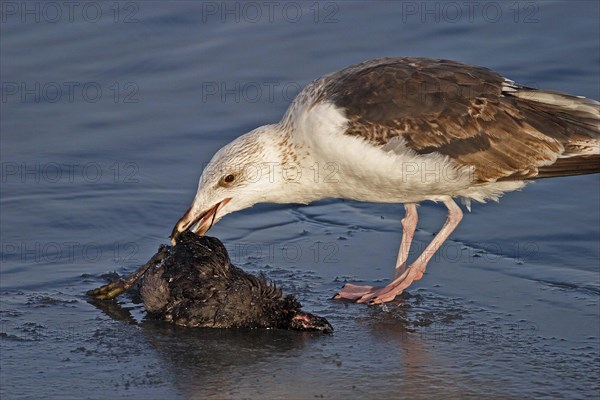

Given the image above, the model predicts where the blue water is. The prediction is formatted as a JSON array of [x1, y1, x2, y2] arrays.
[[1, 2, 599, 399]]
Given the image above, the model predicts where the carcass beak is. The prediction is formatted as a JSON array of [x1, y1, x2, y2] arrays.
[[170, 198, 232, 245]]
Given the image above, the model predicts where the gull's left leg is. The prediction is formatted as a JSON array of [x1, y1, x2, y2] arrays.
[[357, 197, 463, 304]]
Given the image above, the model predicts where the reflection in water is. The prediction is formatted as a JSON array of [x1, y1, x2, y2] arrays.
[[89, 298, 318, 399], [142, 323, 315, 399]]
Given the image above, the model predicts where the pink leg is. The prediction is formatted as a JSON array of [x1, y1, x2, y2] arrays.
[[357, 197, 463, 304], [395, 203, 418, 276], [334, 203, 419, 301]]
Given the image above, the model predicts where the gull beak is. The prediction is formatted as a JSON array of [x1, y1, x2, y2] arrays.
[[170, 198, 232, 245]]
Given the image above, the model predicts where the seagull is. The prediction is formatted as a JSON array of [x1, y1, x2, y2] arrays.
[[171, 57, 600, 305]]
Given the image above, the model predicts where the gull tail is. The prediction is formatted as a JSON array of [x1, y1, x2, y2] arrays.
[[511, 89, 600, 179]]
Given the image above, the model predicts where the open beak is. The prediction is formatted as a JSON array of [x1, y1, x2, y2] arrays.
[[170, 198, 232, 245]]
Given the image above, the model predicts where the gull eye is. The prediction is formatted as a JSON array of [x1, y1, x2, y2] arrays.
[[220, 174, 236, 186]]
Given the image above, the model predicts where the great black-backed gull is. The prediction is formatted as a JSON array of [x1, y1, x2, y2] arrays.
[[171, 57, 600, 305]]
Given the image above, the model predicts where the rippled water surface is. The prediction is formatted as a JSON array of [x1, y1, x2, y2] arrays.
[[1, 2, 599, 399]]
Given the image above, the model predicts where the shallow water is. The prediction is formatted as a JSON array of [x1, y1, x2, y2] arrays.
[[1, 1, 599, 399]]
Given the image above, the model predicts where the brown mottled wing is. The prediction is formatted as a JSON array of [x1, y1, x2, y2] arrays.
[[321, 57, 599, 182]]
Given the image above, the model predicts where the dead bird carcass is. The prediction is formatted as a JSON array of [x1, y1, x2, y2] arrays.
[[87, 232, 332, 333]]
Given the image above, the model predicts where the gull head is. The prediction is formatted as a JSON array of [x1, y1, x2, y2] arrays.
[[170, 124, 306, 244]]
